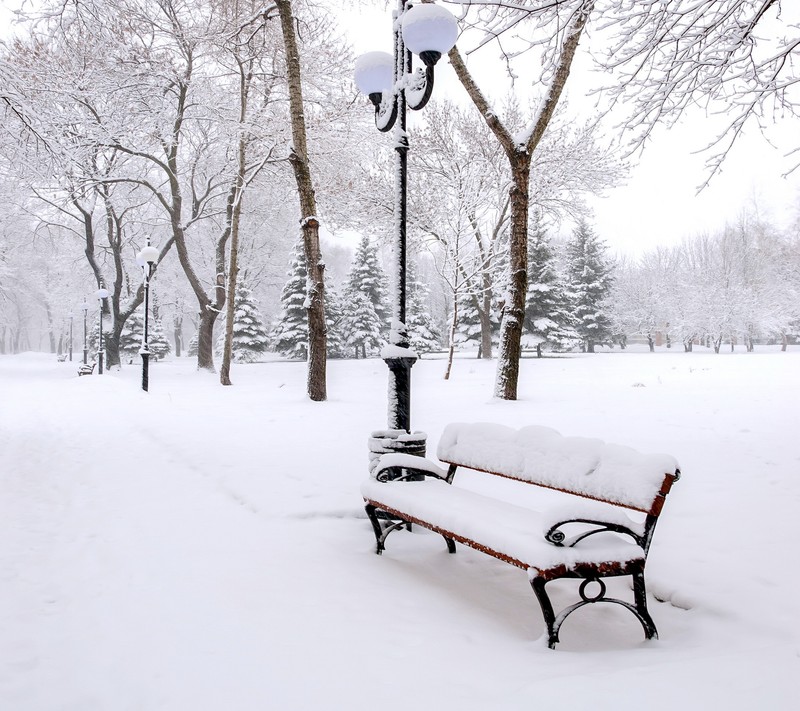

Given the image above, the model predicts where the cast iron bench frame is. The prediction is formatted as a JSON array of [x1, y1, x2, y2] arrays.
[[362, 424, 680, 649]]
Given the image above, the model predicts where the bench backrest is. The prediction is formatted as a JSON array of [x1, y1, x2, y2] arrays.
[[436, 423, 679, 516]]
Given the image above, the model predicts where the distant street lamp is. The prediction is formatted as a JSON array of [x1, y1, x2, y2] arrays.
[[354, 1, 458, 432], [96, 287, 109, 374], [68, 312, 74, 362], [136, 241, 159, 392], [81, 302, 89, 364]]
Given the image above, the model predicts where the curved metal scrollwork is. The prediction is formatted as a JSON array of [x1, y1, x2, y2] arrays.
[[545, 518, 644, 549], [372, 64, 436, 132], [374, 93, 399, 133], [579, 578, 606, 603], [375, 466, 447, 483]]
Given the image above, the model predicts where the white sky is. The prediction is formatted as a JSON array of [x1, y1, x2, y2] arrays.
[[341, 2, 800, 256]]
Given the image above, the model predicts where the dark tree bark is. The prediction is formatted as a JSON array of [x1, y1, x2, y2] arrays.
[[276, 0, 327, 401]]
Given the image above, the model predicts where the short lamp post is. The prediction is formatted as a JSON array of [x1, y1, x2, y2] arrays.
[[81, 302, 89, 364], [354, 1, 457, 433], [136, 242, 159, 392], [68, 312, 74, 362], [96, 287, 109, 374]]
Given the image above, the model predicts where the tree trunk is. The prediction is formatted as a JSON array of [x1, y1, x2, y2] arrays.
[[220, 158, 247, 386], [277, 0, 326, 401], [479, 290, 493, 360], [196, 280, 222, 372], [105, 319, 122, 370], [444, 293, 458, 380], [782, 333, 788, 352], [174, 315, 183, 357], [219, 235, 238, 386], [44, 302, 56, 353], [494, 159, 530, 399]]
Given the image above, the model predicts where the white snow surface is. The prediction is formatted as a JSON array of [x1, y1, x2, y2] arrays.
[[436, 422, 678, 511], [2, 348, 799, 710]]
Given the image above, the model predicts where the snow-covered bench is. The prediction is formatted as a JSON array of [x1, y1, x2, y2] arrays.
[[361, 422, 681, 649], [78, 361, 96, 376]]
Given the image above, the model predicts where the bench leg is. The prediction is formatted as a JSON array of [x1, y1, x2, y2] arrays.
[[632, 568, 658, 641], [530, 576, 560, 649], [365, 504, 456, 555], [530, 569, 659, 649], [365, 504, 406, 554]]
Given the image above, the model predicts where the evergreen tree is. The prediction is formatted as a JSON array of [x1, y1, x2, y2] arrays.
[[118, 311, 171, 363], [406, 261, 441, 355], [119, 311, 144, 364], [324, 286, 348, 359], [187, 333, 198, 358], [218, 284, 270, 363], [271, 241, 309, 360], [452, 287, 483, 350], [145, 318, 171, 361], [88, 320, 101, 361], [564, 220, 615, 353], [346, 235, 390, 331], [340, 290, 383, 358], [524, 224, 578, 356], [453, 283, 501, 355]]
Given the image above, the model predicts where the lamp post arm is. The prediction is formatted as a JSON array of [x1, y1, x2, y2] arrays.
[[405, 63, 436, 111]]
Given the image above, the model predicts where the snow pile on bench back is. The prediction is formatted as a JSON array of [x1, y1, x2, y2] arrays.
[[437, 423, 678, 513]]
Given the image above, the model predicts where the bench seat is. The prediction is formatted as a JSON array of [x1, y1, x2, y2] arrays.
[[361, 477, 645, 574]]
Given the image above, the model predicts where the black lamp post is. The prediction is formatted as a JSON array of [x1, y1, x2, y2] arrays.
[[81, 302, 89, 364], [355, 1, 458, 432], [137, 241, 159, 392], [68, 312, 74, 362], [96, 287, 109, 374]]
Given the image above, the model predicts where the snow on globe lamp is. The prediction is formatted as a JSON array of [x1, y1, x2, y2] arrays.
[[354, 51, 394, 107], [139, 245, 159, 265], [401, 3, 458, 67], [96, 288, 109, 300]]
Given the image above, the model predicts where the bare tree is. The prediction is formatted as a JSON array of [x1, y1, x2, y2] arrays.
[[445, 0, 594, 398]]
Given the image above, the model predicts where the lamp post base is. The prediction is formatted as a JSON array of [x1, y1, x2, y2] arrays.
[[368, 428, 427, 477]]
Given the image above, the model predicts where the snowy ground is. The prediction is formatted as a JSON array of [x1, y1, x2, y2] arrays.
[[1, 347, 799, 710]]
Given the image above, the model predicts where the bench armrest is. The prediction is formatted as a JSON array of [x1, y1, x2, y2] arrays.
[[542, 505, 646, 549], [544, 518, 646, 549], [373, 453, 450, 483]]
